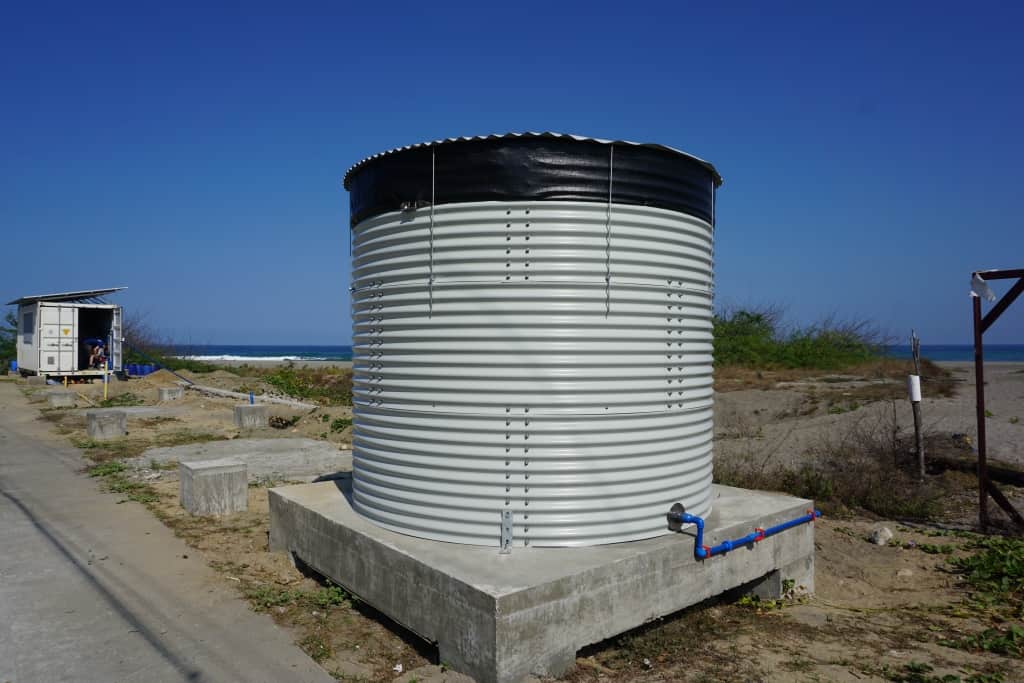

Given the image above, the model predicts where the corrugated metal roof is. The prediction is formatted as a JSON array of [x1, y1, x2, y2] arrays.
[[7, 287, 126, 306], [342, 132, 723, 188]]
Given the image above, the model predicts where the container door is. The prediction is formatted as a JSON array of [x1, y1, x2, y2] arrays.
[[39, 305, 62, 373], [59, 307, 77, 371], [17, 305, 36, 371], [109, 307, 123, 371]]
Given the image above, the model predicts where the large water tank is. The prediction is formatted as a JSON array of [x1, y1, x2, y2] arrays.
[[343, 133, 721, 547]]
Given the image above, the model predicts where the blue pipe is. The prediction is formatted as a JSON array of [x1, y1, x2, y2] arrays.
[[672, 509, 821, 560]]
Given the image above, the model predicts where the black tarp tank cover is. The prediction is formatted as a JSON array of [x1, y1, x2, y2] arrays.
[[343, 132, 722, 227]]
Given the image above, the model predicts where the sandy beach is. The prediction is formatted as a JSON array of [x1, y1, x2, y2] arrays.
[[715, 361, 1024, 470]]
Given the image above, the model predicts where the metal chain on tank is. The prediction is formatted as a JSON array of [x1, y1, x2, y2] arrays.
[[709, 179, 716, 300], [429, 145, 435, 318], [605, 145, 614, 317]]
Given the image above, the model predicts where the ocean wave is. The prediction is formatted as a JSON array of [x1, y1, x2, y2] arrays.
[[174, 355, 336, 362]]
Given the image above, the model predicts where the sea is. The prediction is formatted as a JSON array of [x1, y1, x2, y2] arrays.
[[175, 345, 353, 362], [174, 344, 1024, 363]]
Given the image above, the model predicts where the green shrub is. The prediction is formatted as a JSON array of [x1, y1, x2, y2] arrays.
[[956, 626, 1024, 656], [99, 392, 144, 408], [245, 582, 350, 611], [713, 308, 881, 370], [0, 310, 15, 365], [157, 356, 219, 374], [950, 536, 1024, 613], [233, 364, 352, 406], [87, 461, 128, 477]]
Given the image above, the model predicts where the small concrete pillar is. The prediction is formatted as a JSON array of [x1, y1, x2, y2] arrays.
[[27, 375, 47, 386], [748, 555, 816, 599], [47, 391, 76, 408], [233, 404, 268, 429], [179, 459, 248, 516], [158, 386, 185, 401], [86, 410, 128, 440]]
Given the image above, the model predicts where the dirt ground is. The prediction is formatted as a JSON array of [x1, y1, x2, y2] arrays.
[[33, 368, 354, 451], [16, 361, 1024, 682], [107, 475, 1024, 682]]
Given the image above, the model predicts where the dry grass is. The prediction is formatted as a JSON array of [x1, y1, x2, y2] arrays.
[[715, 409, 950, 520], [149, 484, 432, 681], [37, 408, 80, 435], [71, 430, 223, 462], [565, 597, 791, 681], [715, 357, 958, 398]]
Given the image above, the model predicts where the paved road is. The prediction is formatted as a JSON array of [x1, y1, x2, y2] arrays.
[[0, 381, 335, 683]]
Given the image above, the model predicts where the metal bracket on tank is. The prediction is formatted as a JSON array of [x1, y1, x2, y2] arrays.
[[500, 509, 514, 554], [399, 200, 430, 211]]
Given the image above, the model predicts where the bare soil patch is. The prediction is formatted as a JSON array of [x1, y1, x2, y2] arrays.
[[23, 359, 1024, 683]]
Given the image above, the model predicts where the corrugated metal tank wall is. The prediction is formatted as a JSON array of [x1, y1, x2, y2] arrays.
[[345, 134, 720, 547]]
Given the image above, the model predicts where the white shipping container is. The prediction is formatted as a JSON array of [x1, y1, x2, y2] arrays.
[[9, 288, 125, 378]]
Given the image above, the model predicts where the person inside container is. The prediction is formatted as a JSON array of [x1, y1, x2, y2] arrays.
[[88, 343, 105, 369]]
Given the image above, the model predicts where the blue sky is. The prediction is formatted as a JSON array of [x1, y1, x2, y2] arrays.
[[2, 1, 1021, 345]]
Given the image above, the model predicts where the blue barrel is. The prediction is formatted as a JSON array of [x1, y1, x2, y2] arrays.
[[129, 363, 139, 376], [9, 360, 16, 372], [143, 364, 154, 375]]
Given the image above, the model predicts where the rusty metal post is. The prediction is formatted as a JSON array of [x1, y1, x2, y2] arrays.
[[973, 294, 989, 530]]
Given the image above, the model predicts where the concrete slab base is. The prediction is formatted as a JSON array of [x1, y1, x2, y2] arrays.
[[26, 376, 47, 386], [135, 438, 352, 483], [46, 391, 76, 408], [86, 410, 127, 440], [233, 404, 268, 429], [77, 406, 185, 418], [180, 459, 248, 516], [269, 482, 816, 683], [158, 386, 185, 401]]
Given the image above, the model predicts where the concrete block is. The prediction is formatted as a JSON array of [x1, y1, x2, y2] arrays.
[[180, 459, 248, 516], [46, 391, 76, 408], [27, 376, 47, 386], [748, 553, 816, 599], [269, 482, 817, 683], [86, 410, 127, 440], [158, 386, 185, 401], [233, 404, 268, 429]]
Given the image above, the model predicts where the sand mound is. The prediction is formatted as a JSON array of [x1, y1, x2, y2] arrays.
[[142, 369, 185, 387]]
